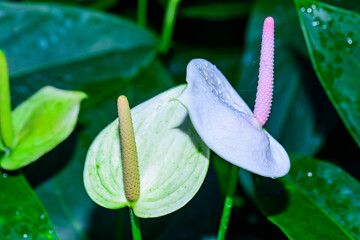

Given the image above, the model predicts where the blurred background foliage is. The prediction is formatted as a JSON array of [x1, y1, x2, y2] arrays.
[[0, 0, 359, 239]]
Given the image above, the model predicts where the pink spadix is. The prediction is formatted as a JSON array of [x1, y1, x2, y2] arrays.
[[254, 17, 274, 126]]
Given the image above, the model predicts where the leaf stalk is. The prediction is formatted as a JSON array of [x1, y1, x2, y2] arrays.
[[159, 0, 182, 54], [217, 164, 239, 240]]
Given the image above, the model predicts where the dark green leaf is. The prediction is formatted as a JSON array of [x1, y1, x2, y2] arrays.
[[252, 155, 360, 239], [1, 86, 86, 170], [180, 2, 250, 21], [294, 0, 360, 147], [0, 169, 58, 239], [0, 1, 157, 105], [0, 1, 161, 238]]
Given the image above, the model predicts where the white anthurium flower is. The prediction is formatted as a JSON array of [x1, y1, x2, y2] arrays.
[[178, 58, 290, 178], [178, 17, 290, 178]]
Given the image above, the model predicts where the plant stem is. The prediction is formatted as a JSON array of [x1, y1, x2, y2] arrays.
[[217, 165, 239, 240], [159, 0, 181, 54], [137, 0, 147, 28], [129, 208, 142, 240], [0, 50, 14, 148]]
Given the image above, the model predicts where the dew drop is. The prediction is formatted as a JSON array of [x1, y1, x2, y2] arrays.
[[40, 214, 45, 220], [2, 173, 8, 178], [322, 25, 327, 30], [38, 38, 49, 49], [300, 7, 305, 12], [307, 8, 312, 13], [23, 233, 28, 238], [64, 19, 74, 28], [307, 172, 313, 177], [347, 37, 353, 45], [311, 4, 316, 9], [312, 21, 319, 27]]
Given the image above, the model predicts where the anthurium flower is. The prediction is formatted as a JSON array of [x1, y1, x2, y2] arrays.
[[178, 17, 290, 178]]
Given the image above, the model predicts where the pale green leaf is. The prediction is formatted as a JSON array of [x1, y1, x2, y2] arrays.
[[0, 86, 86, 170], [84, 85, 210, 218]]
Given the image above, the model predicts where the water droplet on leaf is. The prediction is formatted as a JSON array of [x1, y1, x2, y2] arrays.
[[38, 38, 49, 49]]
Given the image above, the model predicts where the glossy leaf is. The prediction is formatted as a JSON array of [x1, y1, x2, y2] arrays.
[[84, 85, 210, 218], [0, 86, 86, 170], [0, 1, 157, 106], [294, 0, 360, 147], [1, 3, 159, 236], [0, 169, 58, 239], [252, 154, 360, 239]]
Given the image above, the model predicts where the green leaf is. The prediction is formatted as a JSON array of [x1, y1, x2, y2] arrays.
[[0, 1, 157, 105], [0, 1, 163, 238], [180, 2, 250, 21], [0, 169, 58, 239], [252, 154, 360, 239], [0, 86, 86, 170], [84, 85, 210, 218], [237, 0, 324, 155], [294, 0, 360, 147]]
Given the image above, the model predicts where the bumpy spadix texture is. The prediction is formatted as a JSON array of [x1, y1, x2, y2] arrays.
[[178, 58, 290, 178], [254, 17, 274, 126], [117, 96, 140, 202]]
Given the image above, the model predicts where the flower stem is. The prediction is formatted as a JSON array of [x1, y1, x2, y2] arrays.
[[0, 50, 14, 149], [137, 0, 147, 28], [129, 208, 142, 240], [159, 0, 181, 54], [217, 165, 239, 240]]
